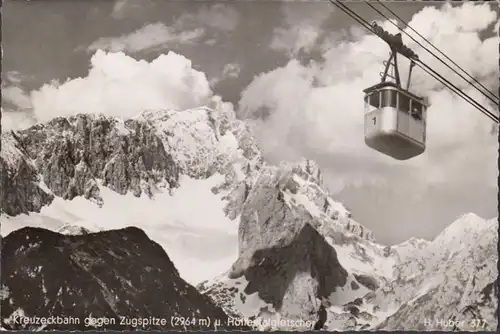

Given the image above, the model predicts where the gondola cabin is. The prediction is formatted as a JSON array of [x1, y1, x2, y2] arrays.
[[363, 82, 427, 160]]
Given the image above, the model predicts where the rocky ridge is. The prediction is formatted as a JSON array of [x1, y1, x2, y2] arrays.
[[1, 104, 497, 331], [1, 105, 367, 330]]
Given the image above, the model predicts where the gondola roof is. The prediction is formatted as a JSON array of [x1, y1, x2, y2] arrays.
[[363, 82, 425, 103]]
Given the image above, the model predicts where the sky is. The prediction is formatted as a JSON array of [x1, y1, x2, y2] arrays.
[[2, 0, 498, 245]]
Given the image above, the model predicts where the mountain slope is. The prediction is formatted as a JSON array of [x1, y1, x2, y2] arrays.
[[197, 156, 497, 330], [198, 160, 396, 330], [1, 106, 252, 285], [370, 214, 497, 331], [1, 226, 247, 331], [1, 105, 497, 331], [0, 132, 54, 216]]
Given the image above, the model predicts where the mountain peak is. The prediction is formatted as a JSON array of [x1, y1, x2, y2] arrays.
[[434, 212, 493, 245], [2, 104, 495, 331]]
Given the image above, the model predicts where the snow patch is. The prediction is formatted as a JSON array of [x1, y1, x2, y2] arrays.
[[113, 118, 130, 135], [2, 174, 239, 285], [329, 274, 371, 306], [334, 243, 394, 280], [284, 191, 323, 218]]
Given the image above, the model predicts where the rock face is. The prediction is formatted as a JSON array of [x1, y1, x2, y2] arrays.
[[1, 105, 497, 331], [17, 115, 179, 200], [319, 214, 498, 332], [1, 226, 247, 331], [1, 114, 179, 215], [199, 161, 379, 330], [200, 159, 498, 331], [229, 164, 352, 321], [232, 223, 348, 324], [0, 106, 263, 330], [0, 106, 250, 216], [371, 214, 498, 331], [0, 132, 54, 216]]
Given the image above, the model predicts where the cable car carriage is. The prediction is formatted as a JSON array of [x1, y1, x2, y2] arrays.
[[363, 25, 428, 160], [363, 82, 427, 160]]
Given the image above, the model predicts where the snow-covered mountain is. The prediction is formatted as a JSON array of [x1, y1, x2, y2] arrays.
[[0, 104, 497, 331], [1, 106, 248, 284]]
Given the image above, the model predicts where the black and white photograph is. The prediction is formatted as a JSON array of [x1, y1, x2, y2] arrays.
[[0, 0, 498, 331]]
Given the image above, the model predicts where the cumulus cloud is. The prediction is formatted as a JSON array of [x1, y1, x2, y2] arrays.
[[3, 86, 33, 110], [239, 2, 499, 191], [1, 71, 38, 131], [88, 23, 204, 53], [1, 109, 37, 132], [4, 70, 30, 85], [271, 25, 323, 57], [30, 50, 214, 121], [2, 71, 36, 110], [400, 3, 498, 92], [270, 2, 331, 56]]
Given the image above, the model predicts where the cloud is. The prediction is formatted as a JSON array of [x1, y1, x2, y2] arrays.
[[1, 109, 37, 132], [111, 0, 136, 19], [1, 71, 38, 131], [399, 3, 499, 91], [110, 0, 156, 20], [176, 4, 240, 32], [30, 50, 214, 122], [2, 86, 33, 110], [205, 39, 217, 46], [239, 2, 499, 192], [88, 23, 204, 53], [271, 26, 323, 57], [270, 2, 331, 56], [222, 63, 241, 79], [209, 63, 242, 86], [4, 71, 28, 85], [90, 3, 240, 54]]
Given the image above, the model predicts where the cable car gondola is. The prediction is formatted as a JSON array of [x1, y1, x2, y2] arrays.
[[363, 82, 428, 160], [329, 1, 499, 160], [363, 24, 428, 160]]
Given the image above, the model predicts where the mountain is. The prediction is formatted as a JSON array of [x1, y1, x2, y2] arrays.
[[197, 159, 386, 330], [1, 226, 248, 331], [1, 104, 497, 331], [371, 213, 497, 331], [1, 105, 254, 284], [0, 132, 55, 216], [321, 213, 498, 331], [200, 208, 497, 331]]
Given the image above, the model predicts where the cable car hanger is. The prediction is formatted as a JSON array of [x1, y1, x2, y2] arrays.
[[369, 0, 499, 105], [362, 22, 425, 108], [329, 0, 499, 124], [364, 21, 424, 105], [372, 22, 417, 91], [326, 0, 498, 161], [365, 0, 498, 122]]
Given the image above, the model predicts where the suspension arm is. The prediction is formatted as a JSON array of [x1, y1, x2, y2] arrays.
[[406, 61, 416, 91], [371, 22, 419, 60]]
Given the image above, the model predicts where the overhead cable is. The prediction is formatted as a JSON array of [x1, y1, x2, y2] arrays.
[[375, 0, 499, 103], [329, 0, 498, 122]]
